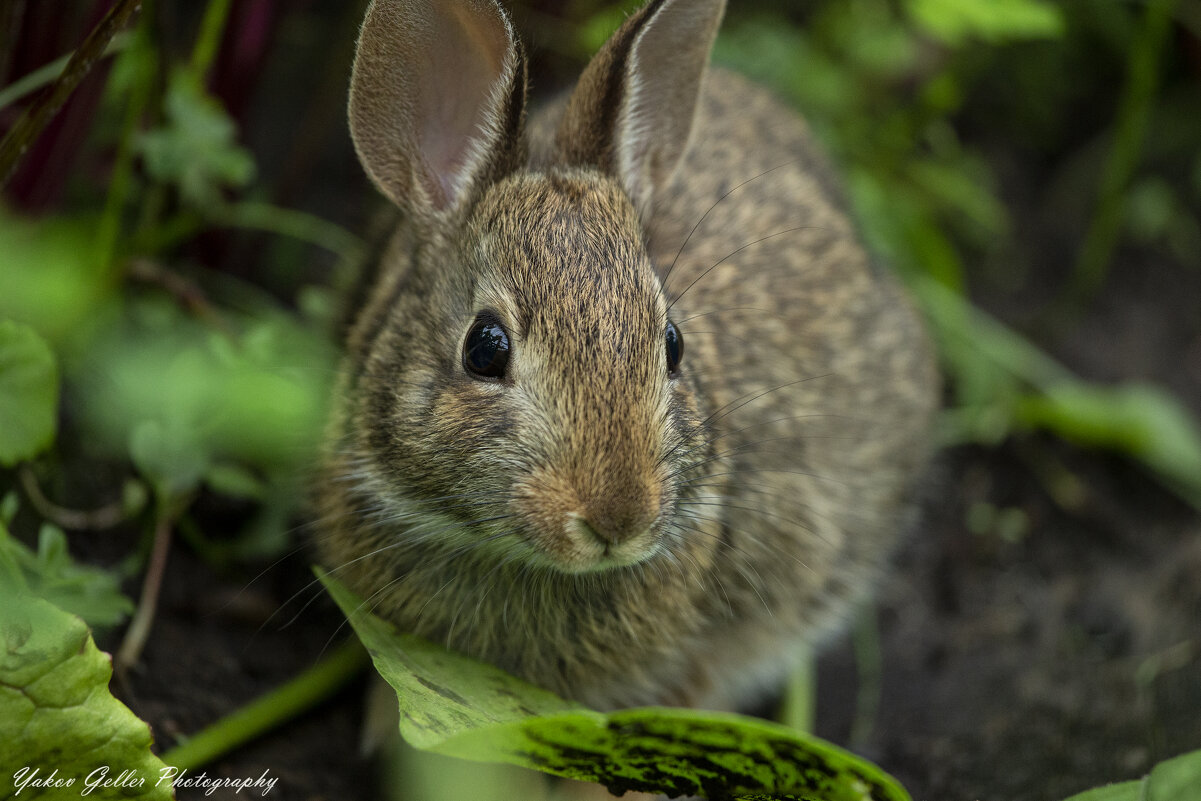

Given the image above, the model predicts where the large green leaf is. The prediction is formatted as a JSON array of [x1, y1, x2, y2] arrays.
[[1063, 748, 1201, 801], [318, 570, 910, 801], [0, 319, 59, 466], [0, 584, 173, 800]]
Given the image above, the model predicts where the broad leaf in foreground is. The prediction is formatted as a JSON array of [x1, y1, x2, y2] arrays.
[[0, 586, 173, 800], [319, 569, 909, 801]]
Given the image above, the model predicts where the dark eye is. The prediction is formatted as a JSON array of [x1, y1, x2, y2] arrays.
[[665, 320, 683, 377], [463, 313, 511, 380]]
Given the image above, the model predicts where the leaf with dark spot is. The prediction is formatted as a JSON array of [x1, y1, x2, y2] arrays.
[[319, 569, 909, 801]]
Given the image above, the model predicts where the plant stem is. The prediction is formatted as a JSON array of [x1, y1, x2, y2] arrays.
[[191, 0, 235, 79], [849, 607, 882, 748], [116, 501, 177, 675], [779, 644, 815, 734], [1069, 0, 1179, 300], [215, 201, 366, 259], [0, 0, 141, 185], [96, 28, 154, 274], [159, 638, 369, 770], [0, 31, 132, 112], [17, 465, 129, 531]]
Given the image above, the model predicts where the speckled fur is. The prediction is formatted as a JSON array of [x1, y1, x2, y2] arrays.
[[315, 0, 939, 711]]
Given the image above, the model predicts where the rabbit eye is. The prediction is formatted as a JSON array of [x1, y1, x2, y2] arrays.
[[665, 320, 683, 377], [463, 313, 510, 380]]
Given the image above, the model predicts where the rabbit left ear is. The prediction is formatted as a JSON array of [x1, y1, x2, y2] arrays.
[[348, 0, 527, 218], [554, 0, 726, 214]]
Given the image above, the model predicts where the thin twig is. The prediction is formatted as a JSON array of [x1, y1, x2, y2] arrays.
[[0, 30, 132, 112], [116, 500, 178, 676], [17, 465, 130, 531], [0, 0, 142, 185], [125, 258, 237, 340]]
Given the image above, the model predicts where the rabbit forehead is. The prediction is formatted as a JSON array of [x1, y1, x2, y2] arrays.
[[468, 169, 665, 337]]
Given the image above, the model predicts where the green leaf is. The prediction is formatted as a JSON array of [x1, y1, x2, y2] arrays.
[[0, 522, 134, 628], [318, 570, 910, 801], [0, 212, 114, 345], [0, 319, 59, 466], [1063, 748, 1201, 800], [1146, 748, 1201, 800], [1064, 782, 1142, 801], [0, 583, 173, 799], [77, 298, 334, 496], [138, 69, 254, 207], [129, 418, 209, 499], [204, 462, 267, 500], [1016, 383, 1201, 507], [907, 0, 1065, 46]]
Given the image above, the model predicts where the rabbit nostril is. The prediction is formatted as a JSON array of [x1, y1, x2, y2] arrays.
[[569, 508, 652, 549], [573, 518, 612, 552]]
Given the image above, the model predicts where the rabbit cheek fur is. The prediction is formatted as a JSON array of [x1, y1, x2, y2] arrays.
[[315, 0, 939, 711]]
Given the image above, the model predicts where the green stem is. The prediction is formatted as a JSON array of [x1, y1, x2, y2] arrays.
[[159, 638, 370, 770], [190, 0, 235, 79], [214, 201, 366, 258], [779, 643, 816, 734], [1069, 0, 1179, 300], [96, 29, 154, 274], [849, 606, 882, 748]]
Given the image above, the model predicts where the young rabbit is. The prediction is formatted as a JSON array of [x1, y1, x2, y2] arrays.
[[315, 0, 939, 712]]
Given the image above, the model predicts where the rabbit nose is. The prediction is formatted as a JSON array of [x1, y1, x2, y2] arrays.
[[571, 492, 658, 547]]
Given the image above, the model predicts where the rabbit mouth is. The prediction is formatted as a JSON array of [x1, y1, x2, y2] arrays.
[[533, 512, 664, 574], [509, 466, 668, 574]]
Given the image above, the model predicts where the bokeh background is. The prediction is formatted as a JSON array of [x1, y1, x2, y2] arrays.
[[2, 0, 1199, 799]]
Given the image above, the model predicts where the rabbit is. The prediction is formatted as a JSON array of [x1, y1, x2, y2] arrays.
[[314, 0, 939, 713]]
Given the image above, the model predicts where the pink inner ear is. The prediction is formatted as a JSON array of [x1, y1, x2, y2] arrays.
[[416, 3, 509, 210]]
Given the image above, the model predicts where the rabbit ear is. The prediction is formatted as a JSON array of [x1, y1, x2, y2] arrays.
[[349, 0, 526, 216], [555, 0, 725, 213]]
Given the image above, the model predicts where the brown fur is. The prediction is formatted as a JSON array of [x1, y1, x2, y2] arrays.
[[315, 0, 939, 711]]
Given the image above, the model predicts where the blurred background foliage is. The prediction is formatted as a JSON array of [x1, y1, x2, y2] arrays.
[[0, 0, 1199, 683]]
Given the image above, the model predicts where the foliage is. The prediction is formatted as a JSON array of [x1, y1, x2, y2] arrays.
[[0, 576, 172, 800], [1062, 749, 1201, 801], [137, 69, 255, 208], [0, 0, 1198, 798], [0, 320, 58, 466], [907, 0, 1065, 45], [915, 276, 1201, 506], [320, 570, 910, 801], [712, 0, 1201, 510], [0, 518, 134, 628]]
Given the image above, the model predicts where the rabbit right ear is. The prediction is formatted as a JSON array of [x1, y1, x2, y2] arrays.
[[348, 0, 526, 217], [555, 0, 725, 214]]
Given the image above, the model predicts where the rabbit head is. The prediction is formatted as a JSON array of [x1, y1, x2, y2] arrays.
[[340, 0, 727, 575]]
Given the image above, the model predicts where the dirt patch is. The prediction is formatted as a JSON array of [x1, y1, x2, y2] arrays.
[[820, 442, 1201, 800]]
